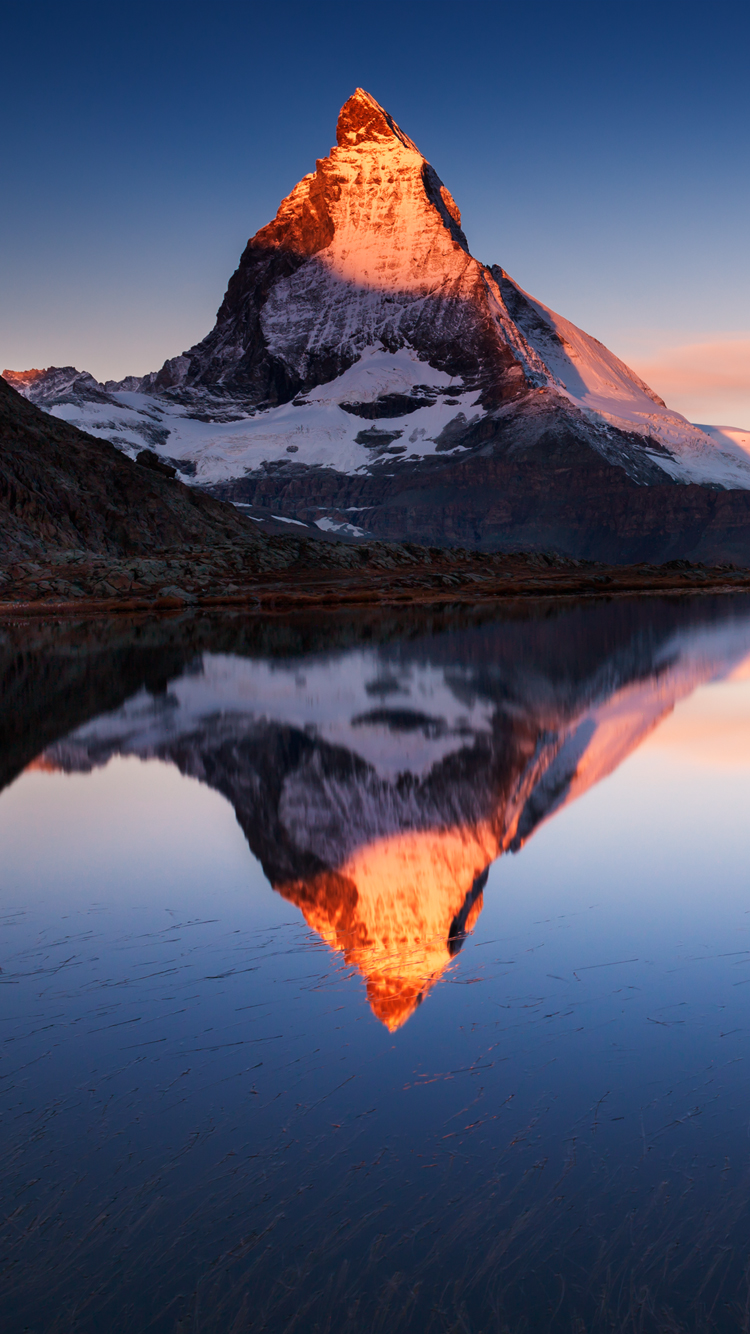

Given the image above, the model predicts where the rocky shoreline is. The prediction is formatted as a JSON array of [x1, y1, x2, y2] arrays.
[[1, 540, 748, 617]]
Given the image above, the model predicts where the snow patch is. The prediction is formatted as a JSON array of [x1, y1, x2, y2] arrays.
[[315, 517, 369, 536]]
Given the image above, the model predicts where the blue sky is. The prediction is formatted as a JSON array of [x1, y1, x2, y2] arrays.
[[2, 0, 749, 424]]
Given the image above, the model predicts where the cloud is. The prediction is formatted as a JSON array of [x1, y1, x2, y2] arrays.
[[628, 337, 750, 427]]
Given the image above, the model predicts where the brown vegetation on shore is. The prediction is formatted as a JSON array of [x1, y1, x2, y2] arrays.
[[1, 541, 748, 617]]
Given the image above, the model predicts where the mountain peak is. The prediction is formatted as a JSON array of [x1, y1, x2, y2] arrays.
[[2, 367, 46, 389], [166, 87, 529, 404], [335, 88, 419, 153]]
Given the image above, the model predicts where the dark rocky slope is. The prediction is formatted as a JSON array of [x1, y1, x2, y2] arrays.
[[0, 373, 260, 557]]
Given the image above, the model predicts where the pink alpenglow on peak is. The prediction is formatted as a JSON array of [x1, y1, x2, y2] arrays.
[[335, 88, 421, 151], [167, 87, 542, 408]]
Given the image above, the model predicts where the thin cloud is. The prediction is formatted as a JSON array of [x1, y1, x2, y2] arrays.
[[629, 337, 750, 426]]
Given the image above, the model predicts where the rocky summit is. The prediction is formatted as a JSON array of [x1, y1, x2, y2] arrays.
[[6, 89, 750, 561]]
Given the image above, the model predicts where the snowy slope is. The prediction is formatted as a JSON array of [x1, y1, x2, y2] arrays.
[[696, 423, 750, 464], [494, 270, 750, 488], [59, 350, 487, 482], [9, 345, 750, 498]]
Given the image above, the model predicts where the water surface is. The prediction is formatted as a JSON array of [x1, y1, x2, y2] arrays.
[[3, 597, 750, 1332]]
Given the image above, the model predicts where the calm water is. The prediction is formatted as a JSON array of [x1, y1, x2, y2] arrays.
[[3, 597, 750, 1333]]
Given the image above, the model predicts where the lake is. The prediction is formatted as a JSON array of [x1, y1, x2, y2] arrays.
[[3, 595, 750, 1333]]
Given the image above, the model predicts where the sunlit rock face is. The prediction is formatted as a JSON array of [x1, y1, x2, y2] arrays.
[[34, 604, 750, 1028], [279, 842, 489, 1031], [164, 89, 543, 407]]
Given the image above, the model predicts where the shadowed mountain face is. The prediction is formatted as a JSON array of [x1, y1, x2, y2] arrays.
[[13, 597, 750, 1029]]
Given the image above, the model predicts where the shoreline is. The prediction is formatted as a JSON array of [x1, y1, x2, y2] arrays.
[[2, 557, 750, 618]]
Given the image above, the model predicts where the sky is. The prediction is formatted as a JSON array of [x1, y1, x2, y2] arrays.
[[2, 0, 749, 427]]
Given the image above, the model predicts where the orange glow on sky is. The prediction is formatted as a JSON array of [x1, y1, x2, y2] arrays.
[[629, 337, 750, 428]]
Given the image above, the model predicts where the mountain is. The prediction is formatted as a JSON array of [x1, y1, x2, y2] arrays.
[[26, 595, 750, 1029], [6, 88, 750, 559]]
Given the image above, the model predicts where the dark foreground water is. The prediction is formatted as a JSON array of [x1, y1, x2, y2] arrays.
[[3, 596, 750, 1333]]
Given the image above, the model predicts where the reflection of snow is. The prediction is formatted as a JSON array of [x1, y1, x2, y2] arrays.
[[38, 606, 750, 1029], [53, 651, 496, 782], [45, 611, 750, 812]]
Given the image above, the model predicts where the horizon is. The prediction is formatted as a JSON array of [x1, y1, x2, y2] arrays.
[[2, 0, 749, 428]]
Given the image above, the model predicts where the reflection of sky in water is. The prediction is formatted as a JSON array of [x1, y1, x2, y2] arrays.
[[3, 618, 750, 1331]]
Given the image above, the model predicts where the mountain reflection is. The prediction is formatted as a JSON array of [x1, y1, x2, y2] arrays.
[[15, 598, 750, 1028]]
